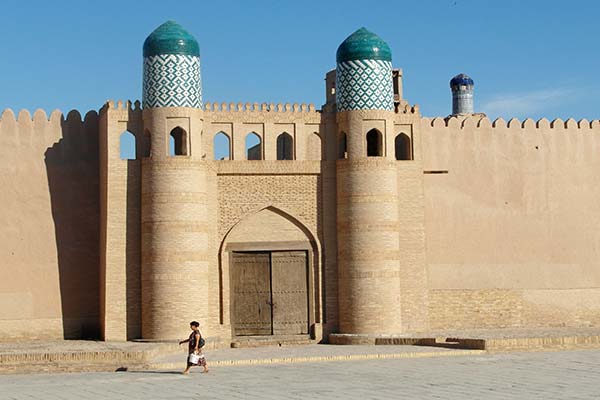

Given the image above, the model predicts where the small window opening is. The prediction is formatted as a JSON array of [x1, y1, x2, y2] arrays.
[[214, 132, 231, 160], [245, 132, 262, 160], [169, 127, 188, 156], [276, 132, 294, 160], [366, 129, 383, 157], [395, 133, 412, 160], [119, 130, 136, 160]]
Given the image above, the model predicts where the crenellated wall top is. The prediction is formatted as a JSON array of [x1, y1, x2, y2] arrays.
[[423, 115, 600, 131], [203, 102, 321, 124]]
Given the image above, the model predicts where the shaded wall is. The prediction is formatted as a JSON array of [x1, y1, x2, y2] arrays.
[[422, 117, 600, 330], [0, 109, 100, 339]]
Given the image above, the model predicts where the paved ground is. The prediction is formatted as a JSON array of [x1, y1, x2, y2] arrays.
[[1, 349, 600, 399]]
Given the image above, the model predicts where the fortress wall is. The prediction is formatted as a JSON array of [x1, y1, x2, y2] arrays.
[[214, 161, 330, 337], [421, 116, 600, 330], [203, 102, 322, 161], [0, 109, 100, 340], [99, 101, 143, 341]]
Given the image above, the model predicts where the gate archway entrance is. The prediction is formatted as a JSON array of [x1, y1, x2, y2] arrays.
[[231, 251, 308, 336], [220, 207, 320, 340]]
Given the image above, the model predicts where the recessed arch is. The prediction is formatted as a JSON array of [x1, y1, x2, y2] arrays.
[[276, 132, 294, 160], [169, 126, 188, 156], [245, 132, 262, 160], [219, 206, 321, 331], [366, 129, 383, 157], [214, 131, 231, 160], [395, 133, 412, 160], [119, 130, 136, 160]]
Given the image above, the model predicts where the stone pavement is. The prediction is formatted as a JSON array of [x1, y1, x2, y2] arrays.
[[1, 349, 600, 399], [148, 344, 482, 369]]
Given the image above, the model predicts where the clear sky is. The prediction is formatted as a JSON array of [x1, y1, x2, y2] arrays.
[[1, 0, 599, 121]]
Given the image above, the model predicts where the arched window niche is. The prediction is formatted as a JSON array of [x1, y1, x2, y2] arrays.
[[366, 129, 383, 157], [245, 132, 262, 160], [276, 132, 294, 160], [214, 132, 231, 160], [395, 133, 412, 160], [119, 130, 136, 160], [169, 127, 188, 156]]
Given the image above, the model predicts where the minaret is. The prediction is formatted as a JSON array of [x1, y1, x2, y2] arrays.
[[450, 73, 474, 115], [140, 21, 209, 340], [335, 28, 404, 334]]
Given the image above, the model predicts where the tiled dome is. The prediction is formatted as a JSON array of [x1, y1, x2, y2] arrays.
[[143, 20, 199, 57], [450, 73, 474, 87], [336, 27, 392, 63]]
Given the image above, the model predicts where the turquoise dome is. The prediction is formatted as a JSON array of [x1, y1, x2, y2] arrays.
[[143, 20, 199, 57], [336, 27, 392, 63]]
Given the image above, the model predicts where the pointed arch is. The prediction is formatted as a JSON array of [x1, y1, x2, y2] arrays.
[[276, 132, 294, 160], [169, 126, 188, 156], [218, 205, 322, 328], [214, 131, 231, 160], [119, 130, 136, 160], [395, 133, 412, 160], [366, 129, 383, 157], [245, 132, 262, 160]]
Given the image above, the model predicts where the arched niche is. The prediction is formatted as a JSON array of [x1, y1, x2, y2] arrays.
[[214, 131, 231, 160], [276, 132, 294, 160], [219, 206, 321, 337], [245, 132, 262, 160], [119, 130, 136, 160], [169, 126, 188, 156], [366, 129, 383, 157], [395, 133, 412, 160]]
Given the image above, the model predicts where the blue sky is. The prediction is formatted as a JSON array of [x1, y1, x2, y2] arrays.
[[1, 0, 599, 121]]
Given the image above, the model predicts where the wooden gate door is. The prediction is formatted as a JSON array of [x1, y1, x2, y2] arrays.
[[270, 251, 309, 335], [231, 252, 272, 336]]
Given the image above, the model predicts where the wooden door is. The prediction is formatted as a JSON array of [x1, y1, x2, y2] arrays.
[[231, 252, 272, 336], [270, 251, 309, 335]]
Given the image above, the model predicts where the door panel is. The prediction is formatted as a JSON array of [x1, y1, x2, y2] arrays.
[[231, 252, 272, 335], [270, 251, 309, 335]]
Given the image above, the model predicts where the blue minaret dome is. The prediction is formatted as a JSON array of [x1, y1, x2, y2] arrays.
[[450, 73, 474, 88], [450, 73, 474, 115], [142, 20, 202, 109], [335, 28, 394, 112]]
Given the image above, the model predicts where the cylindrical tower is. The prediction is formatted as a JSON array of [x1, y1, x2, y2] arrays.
[[140, 21, 209, 340], [450, 73, 474, 115], [335, 28, 403, 334]]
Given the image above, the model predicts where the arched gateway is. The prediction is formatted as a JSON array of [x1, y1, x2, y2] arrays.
[[220, 207, 320, 338]]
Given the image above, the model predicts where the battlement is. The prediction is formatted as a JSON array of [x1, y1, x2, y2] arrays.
[[99, 100, 142, 114], [0, 108, 101, 127], [203, 102, 318, 113], [423, 116, 600, 131]]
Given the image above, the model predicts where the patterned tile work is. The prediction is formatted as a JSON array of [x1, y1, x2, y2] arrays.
[[143, 54, 202, 108], [336, 59, 393, 111]]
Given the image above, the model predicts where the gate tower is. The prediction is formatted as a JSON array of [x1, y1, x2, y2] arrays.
[[335, 28, 404, 334], [140, 21, 210, 340]]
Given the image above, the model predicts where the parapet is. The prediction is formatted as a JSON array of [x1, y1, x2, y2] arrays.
[[423, 116, 600, 132]]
